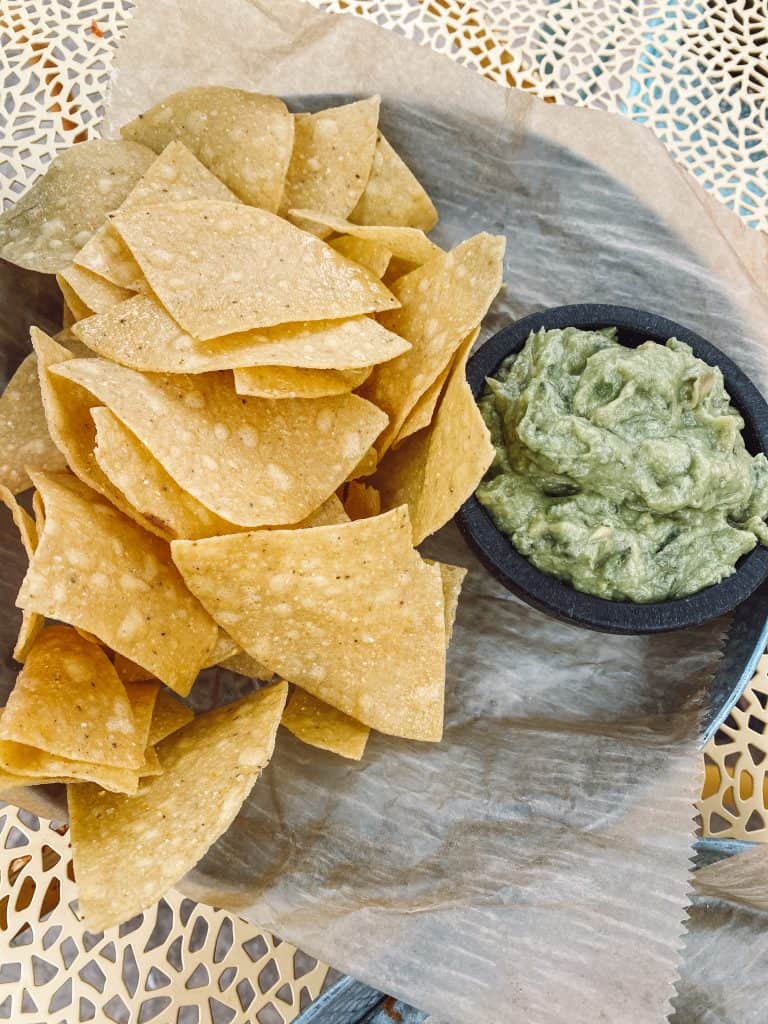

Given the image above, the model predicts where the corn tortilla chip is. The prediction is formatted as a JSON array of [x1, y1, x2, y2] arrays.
[[148, 690, 194, 746], [0, 140, 155, 273], [58, 265, 133, 315], [73, 294, 409, 374], [110, 200, 398, 340], [436, 563, 467, 641], [218, 651, 274, 681], [359, 233, 505, 454], [346, 447, 379, 481], [350, 131, 438, 231], [282, 688, 369, 761], [0, 626, 140, 768], [343, 482, 381, 520], [68, 681, 288, 930], [281, 98, 379, 231], [0, 485, 44, 661], [53, 358, 388, 527], [203, 630, 240, 669], [74, 140, 240, 293], [233, 365, 370, 400], [290, 209, 441, 266], [92, 407, 237, 540], [373, 342, 495, 544], [18, 471, 217, 695], [32, 489, 45, 531], [124, 682, 160, 750], [0, 354, 68, 492], [171, 507, 446, 740], [121, 87, 294, 212], [329, 235, 391, 277], [56, 276, 92, 322], [114, 654, 155, 684], [141, 747, 163, 777]]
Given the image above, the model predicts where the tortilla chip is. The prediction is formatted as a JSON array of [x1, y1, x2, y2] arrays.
[[282, 688, 369, 760], [73, 294, 409, 374], [233, 365, 370, 400], [62, 303, 76, 328], [0, 626, 140, 768], [68, 681, 288, 930], [0, 485, 44, 661], [218, 651, 274, 680], [346, 446, 379, 481], [281, 98, 380, 231], [74, 140, 240, 292], [203, 630, 240, 669], [295, 494, 350, 528], [0, 354, 67, 493], [121, 87, 294, 212], [0, 740, 140, 793], [32, 489, 45, 531], [359, 233, 505, 454], [436, 563, 467, 641], [114, 654, 155, 684], [31, 327, 172, 540], [52, 358, 388, 527], [0, 140, 155, 273], [140, 747, 163, 777], [92, 407, 237, 540], [148, 690, 194, 746], [110, 200, 398, 340], [17, 471, 218, 695], [329, 235, 391, 277], [56, 276, 92, 322], [350, 131, 438, 231], [171, 507, 446, 740], [372, 341, 495, 544], [343, 482, 381, 520], [290, 210, 441, 266], [57, 265, 133, 315], [125, 682, 160, 748]]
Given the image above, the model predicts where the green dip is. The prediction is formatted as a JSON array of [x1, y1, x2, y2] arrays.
[[476, 326, 768, 603]]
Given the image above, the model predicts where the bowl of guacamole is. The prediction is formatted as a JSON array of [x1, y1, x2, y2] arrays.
[[456, 304, 768, 633]]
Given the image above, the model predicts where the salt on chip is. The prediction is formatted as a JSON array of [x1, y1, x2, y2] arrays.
[[73, 294, 410, 375], [149, 690, 194, 746], [350, 131, 438, 231], [373, 340, 495, 545], [68, 681, 288, 931], [281, 98, 380, 232], [0, 139, 155, 273], [121, 87, 294, 212], [0, 626, 140, 768], [57, 265, 133, 315], [282, 688, 369, 761], [290, 209, 441, 266], [74, 140, 240, 293], [0, 354, 67, 492], [359, 233, 505, 453], [17, 471, 218, 695], [92, 407, 238, 540], [52, 358, 388, 527], [110, 200, 399, 340], [171, 507, 446, 740], [329, 235, 391, 278], [233, 365, 370, 400], [0, 485, 44, 661], [343, 482, 381, 520]]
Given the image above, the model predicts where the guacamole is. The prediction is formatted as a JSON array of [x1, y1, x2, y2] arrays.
[[476, 326, 768, 603]]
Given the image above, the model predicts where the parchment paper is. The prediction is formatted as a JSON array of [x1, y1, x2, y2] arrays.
[[2, 0, 768, 1020]]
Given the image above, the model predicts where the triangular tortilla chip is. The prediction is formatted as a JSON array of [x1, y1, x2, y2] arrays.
[[282, 688, 369, 761], [281, 98, 380, 232], [0, 354, 67, 493], [121, 87, 294, 211], [346, 447, 379, 481], [436, 563, 467, 642], [148, 690, 194, 746], [57, 265, 133, 315], [329, 235, 391, 278], [0, 140, 154, 273], [72, 294, 409, 374], [68, 681, 288, 930], [171, 507, 446, 740], [290, 209, 441, 265], [343, 482, 381, 520], [17, 471, 217, 695], [110, 199, 398, 340], [359, 233, 505, 454], [0, 626, 140, 768], [125, 682, 160, 750], [0, 485, 44, 662], [114, 654, 155, 684], [232, 365, 369, 400], [218, 651, 274, 681], [56, 275, 92, 322], [52, 357, 388, 527], [350, 131, 438, 231]]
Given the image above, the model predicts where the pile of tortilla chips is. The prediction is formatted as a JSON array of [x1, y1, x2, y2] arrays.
[[0, 87, 503, 931]]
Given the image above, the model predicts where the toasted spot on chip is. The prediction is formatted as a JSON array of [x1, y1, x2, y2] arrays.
[[148, 689, 193, 746], [0, 354, 67, 493], [52, 358, 388, 527], [329, 235, 391, 278], [290, 209, 441, 266], [281, 98, 379, 232], [17, 471, 218, 695], [0, 139, 155, 273], [57, 264, 134, 315], [73, 295, 410, 374], [0, 626, 141, 768], [233, 365, 370, 400], [68, 681, 288, 931], [359, 233, 505, 454], [343, 482, 381, 520], [171, 507, 446, 740], [110, 199, 398, 340], [282, 688, 369, 760], [350, 131, 438, 231], [0, 485, 44, 661], [121, 87, 294, 211]]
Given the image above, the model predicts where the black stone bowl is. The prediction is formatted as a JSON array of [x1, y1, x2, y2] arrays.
[[455, 304, 768, 634]]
